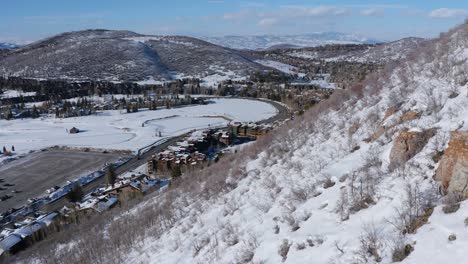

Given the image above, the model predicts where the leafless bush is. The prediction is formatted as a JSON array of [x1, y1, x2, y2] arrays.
[[347, 167, 379, 214], [390, 235, 414, 262], [289, 183, 316, 203], [193, 236, 210, 257], [273, 224, 280, 234], [221, 223, 240, 246], [237, 247, 255, 263], [421, 88, 445, 114], [322, 173, 336, 189], [391, 183, 437, 234], [354, 223, 383, 263], [278, 239, 291, 262], [335, 188, 350, 221], [282, 214, 300, 232], [296, 242, 306, 250], [223, 197, 241, 216]]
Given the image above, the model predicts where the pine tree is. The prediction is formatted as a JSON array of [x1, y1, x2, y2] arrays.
[[66, 184, 84, 203], [32, 105, 39, 118], [106, 164, 117, 187], [171, 166, 182, 178]]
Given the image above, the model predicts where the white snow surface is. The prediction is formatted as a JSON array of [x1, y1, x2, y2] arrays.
[[0, 90, 36, 98], [0, 98, 277, 156]]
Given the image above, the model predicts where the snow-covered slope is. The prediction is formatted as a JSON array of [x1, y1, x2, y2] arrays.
[[14, 23, 468, 264], [0, 30, 267, 83], [201, 32, 377, 50]]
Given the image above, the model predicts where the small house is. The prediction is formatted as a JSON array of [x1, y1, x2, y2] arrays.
[[69, 127, 80, 134]]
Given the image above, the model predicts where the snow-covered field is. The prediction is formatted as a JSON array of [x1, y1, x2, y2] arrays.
[[0, 98, 277, 157], [0, 89, 37, 98], [255, 59, 305, 77]]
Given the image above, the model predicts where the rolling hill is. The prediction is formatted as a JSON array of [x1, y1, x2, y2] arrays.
[[0, 30, 266, 84]]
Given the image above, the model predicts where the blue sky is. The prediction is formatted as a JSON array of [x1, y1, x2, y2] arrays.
[[1, 0, 467, 43]]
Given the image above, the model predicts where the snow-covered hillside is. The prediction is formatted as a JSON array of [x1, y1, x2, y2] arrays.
[[12, 23, 468, 264], [201, 32, 377, 50], [0, 30, 267, 83], [286, 37, 426, 63]]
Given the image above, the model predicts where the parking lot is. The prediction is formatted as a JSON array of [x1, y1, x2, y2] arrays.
[[0, 150, 121, 213]]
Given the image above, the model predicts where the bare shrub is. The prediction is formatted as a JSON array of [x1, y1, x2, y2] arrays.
[[238, 247, 255, 263], [192, 236, 210, 257], [278, 239, 291, 262], [347, 167, 379, 214], [296, 242, 306, 250], [221, 223, 240, 246], [354, 224, 383, 263], [273, 224, 280, 234], [283, 214, 300, 232], [390, 237, 414, 262], [335, 188, 350, 221], [291, 181, 316, 201], [322, 174, 336, 189], [391, 183, 437, 234]]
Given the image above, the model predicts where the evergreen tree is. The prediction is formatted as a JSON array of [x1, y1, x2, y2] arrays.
[[66, 184, 84, 203], [105, 164, 117, 187], [31, 105, 39, 118], [171, 166, 182, 178]]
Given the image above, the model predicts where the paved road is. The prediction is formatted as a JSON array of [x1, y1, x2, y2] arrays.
[[0, 150, 120, 212]]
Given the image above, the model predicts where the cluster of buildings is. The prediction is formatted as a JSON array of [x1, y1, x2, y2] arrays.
[[147, 130, 214, 175], [147, 122, 276, 176], [0, 212, 59, 255], [228, 122, 273, 139]]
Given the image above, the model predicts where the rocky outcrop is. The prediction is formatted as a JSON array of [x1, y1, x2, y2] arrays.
[[400, 111, 421, 123], [383, 106, 398, 120], [390, 129, 436, 168], [435, 131, 468, 196]]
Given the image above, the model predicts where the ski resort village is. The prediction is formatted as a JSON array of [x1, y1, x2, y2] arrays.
[[0, 93, 292, 255], [0, 1, 467, 263]]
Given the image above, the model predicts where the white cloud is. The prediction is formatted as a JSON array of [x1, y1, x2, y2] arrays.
[[429, 8, 468, 19], [360, 8, 384, 17], [258, 18, 277, 26], [223, 10, 254, 21], [281, 5, 351, 17]]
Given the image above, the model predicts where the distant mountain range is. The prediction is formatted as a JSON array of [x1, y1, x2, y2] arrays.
[[0, 29, 423, 83], [200, 32, 379, 50], [0, 42, 19, 49]]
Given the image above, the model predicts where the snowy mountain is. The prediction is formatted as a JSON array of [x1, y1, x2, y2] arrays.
[[200, 32, 378, 50], [0, 29, 266, 84], [12, 22, 468, 264]]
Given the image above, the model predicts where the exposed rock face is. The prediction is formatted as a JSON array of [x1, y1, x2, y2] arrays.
[[383, 106, 398, 120], [390, 129, 436, 168], [435, 131, 468, 196], [400, 111, 421, 123]]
